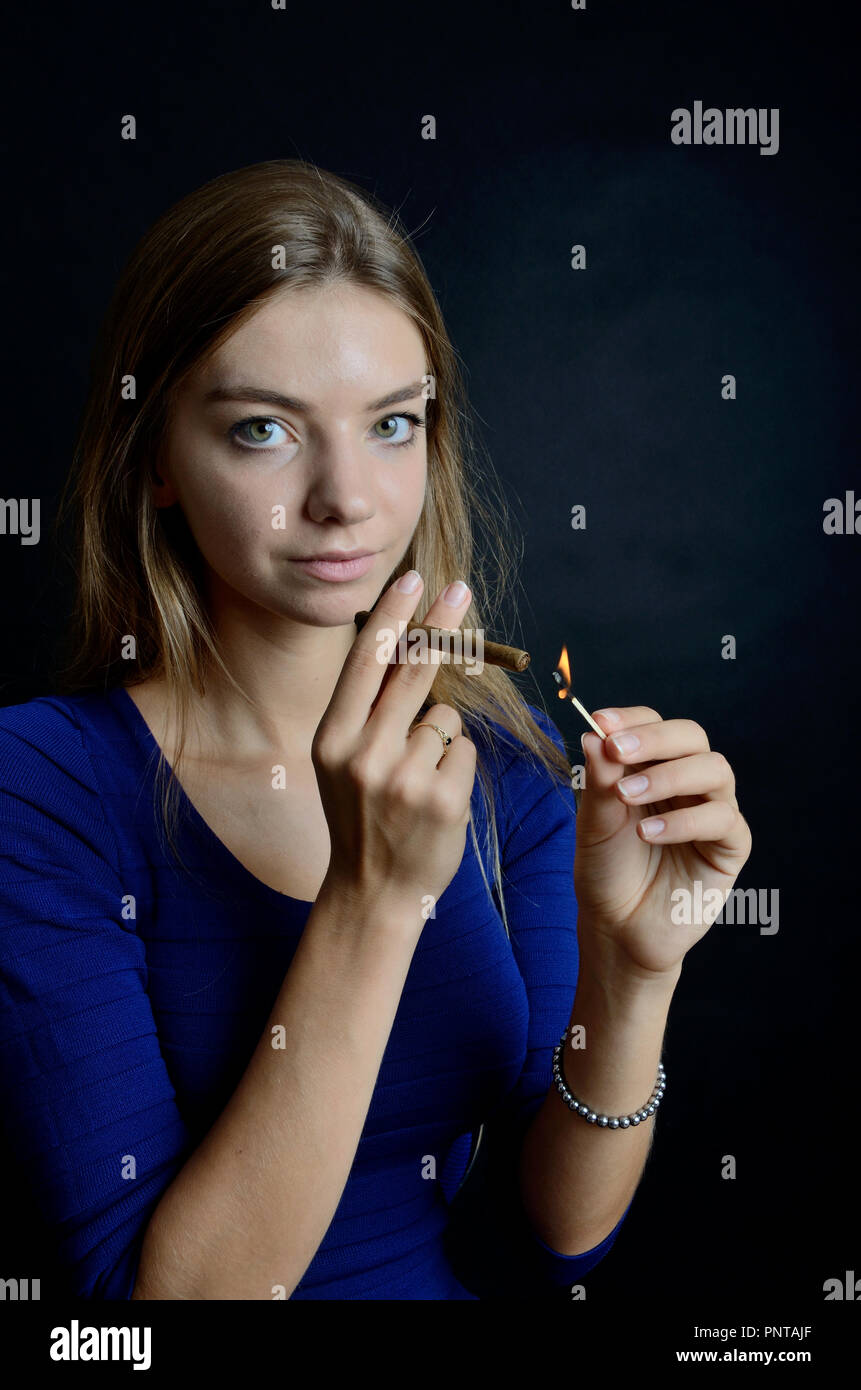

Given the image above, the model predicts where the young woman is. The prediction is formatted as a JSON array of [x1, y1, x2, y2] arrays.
[[0, 159, 751, 1300]]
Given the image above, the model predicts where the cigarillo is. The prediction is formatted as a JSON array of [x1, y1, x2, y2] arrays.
[[353, 611, 530, 673]]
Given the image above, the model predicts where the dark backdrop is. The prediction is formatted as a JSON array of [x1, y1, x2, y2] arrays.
[[1, 0, 856, 1348]]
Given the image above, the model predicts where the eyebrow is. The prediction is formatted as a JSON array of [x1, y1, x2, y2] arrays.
[[202, 380, 428, 414]]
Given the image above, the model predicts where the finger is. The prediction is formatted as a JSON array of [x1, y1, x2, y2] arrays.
[[428, 734, 478, 817], [603, 717, 711, 766], [406, 705, 464, 765], [574, 734, 632, 843], [581, 708, 664, 789], [637, 801, 751, 856], [615, 751, 736, 807], [388, 727, 477, 823], [592, 707, 664, 736], [369, 580, 473, 738], [413, 578, 475, 648], [580, 731, 629, 794], [317, 571, 429, 748], [371, 577, 474, 705]]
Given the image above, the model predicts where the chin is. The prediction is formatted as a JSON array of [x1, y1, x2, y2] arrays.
[[272, 589, 375, 626]]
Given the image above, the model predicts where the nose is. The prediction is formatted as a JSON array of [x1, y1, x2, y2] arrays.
[[302, 429, 376, 526]]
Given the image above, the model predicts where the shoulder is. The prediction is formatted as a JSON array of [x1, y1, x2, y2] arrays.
[[0, 691, 121, 810], [0, 691, 87, 738], [464, 701, 574, 845], [0, 692, 127, 891], [0, 692, 94, 767]]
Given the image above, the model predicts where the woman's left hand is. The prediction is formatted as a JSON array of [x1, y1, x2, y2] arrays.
[[573, 707, 753, 984]]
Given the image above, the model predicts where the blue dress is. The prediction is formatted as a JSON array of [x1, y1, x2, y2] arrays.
[[0, 687, 632, 1299]]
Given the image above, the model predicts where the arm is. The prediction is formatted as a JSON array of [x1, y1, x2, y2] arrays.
[[0, 700, 418, 1302], [135, 564, 483, 1300], [519, 689, 752, 1262], [133, 881, 417, 1300], [522, 694, 751, 1259], [0, 703, 193, 1300], [518, 946, 678, 1256], [442, 706, 641, 1295]]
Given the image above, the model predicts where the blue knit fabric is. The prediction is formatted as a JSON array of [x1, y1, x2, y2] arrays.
[[0, 687, 632, 1299]]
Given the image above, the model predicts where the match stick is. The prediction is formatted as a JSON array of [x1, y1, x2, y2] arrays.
[[552, 669, 607, 739], [353, 611, 530, 672]]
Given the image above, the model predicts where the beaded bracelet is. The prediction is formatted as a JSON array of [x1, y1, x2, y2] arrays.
[[552, 1029, 666, 1129]]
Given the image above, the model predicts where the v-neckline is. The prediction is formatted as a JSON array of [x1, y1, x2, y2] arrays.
[[108, 684, 316, 912]]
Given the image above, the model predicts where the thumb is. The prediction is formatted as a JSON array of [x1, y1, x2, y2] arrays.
[[576, 732, 629, 845]]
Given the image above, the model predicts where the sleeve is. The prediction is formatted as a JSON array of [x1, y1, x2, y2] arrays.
[[0, 701, 194, 1299], [442, 703, 633, 1298]]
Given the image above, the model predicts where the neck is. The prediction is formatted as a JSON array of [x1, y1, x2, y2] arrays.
[[172, 585, 363, 763]]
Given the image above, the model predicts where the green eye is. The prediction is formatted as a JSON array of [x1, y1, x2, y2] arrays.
[[372, 413, 426, 448], [229, 418, 290, 449]]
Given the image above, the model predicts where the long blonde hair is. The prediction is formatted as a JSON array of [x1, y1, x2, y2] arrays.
[[51, 158, 573, 942]]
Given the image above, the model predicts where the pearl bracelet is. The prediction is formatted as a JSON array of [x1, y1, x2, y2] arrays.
[[552, 1029, 666, 1129]]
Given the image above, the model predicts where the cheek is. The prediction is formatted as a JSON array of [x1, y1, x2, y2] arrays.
[[410, 465, 428, 522], [177, 465, 270, 561], [379, 455, 427, 518]]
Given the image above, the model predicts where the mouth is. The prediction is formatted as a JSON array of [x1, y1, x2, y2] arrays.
[[290, 551, 379, 582]]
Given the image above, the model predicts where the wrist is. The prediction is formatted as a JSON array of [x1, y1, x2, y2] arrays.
[[316, 872, 428, 941], [561, 962, 672, 1119], [576, 924, 682, 1010]]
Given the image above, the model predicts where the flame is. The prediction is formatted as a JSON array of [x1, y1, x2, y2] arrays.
[[555, 644, 571, 698]]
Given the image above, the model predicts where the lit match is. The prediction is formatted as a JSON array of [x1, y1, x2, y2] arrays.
[[552, 644, 607, 740]]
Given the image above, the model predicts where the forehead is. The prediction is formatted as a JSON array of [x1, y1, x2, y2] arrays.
[[198, 283, 427, 401]]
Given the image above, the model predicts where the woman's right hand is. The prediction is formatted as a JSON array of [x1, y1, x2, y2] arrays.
[[312, 570, 477, 930]]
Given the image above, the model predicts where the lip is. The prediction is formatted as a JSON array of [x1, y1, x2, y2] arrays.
[[290, 551, 378, 581], [294, 550, 376, 561]]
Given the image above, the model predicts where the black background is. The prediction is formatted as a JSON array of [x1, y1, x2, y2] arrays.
[[1, 0, 856, 1349]]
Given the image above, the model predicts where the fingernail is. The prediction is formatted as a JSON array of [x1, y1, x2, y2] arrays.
[[397, 570, 422, 593], [610, 732, 641, 755], [595, 709, 621, 724], [618, 774, 649, 797], [640, 817, 665, 838], [443, 579, 469, 606]]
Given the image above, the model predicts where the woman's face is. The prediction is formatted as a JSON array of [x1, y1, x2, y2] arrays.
[[153, 282, 429, 628]]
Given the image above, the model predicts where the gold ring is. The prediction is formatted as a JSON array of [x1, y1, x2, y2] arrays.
[[411, 722, 452, 756]]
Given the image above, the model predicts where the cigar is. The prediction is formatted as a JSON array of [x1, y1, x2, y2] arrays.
[[353, 611, 530, 672]]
